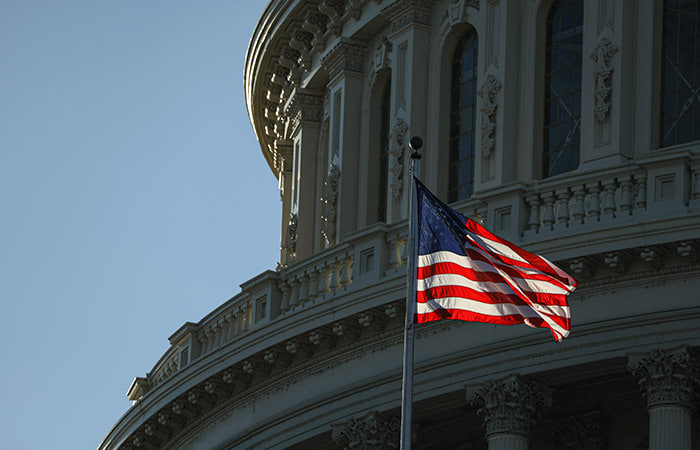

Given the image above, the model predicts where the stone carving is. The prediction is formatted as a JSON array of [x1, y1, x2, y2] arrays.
[[389, 117, 409, 200], [478, 74, 502, 158], [289, 29, 314, 71], [382, 0, 436, 33], [677, 241, 698, 259], [279, 47, 303, 86], [302, 11, 328, 53], [321, 164, 341, 246], [549, 411, 607, 450], [321, 39, 367, 82], [319, 0, 345, 37], [569, 257, 593, 279], [590, 37, 618, 121], [372, 38, 392, 75], [640, 247, 663, 268], [285, 88, 324, 136], [603, 251, 628, 273], [347, 0, 363, 20], [467, 375, 552, 437], [286, 212, 298, 263], [628, 347, 698, 408], [331, 410, 400, 449]]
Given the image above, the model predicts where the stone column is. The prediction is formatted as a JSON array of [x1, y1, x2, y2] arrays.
[[628, 347, 698, 450], [331, 410, 400, 449], [466, 375, 552, 450]]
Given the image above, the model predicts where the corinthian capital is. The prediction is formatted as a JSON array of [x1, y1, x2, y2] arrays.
[[466, 375, 552, 438], [331, 410, 400, 449], [628, 347, 699, 409]]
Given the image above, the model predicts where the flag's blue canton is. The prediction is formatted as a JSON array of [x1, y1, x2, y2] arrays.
[[415, 178, 470, 258]]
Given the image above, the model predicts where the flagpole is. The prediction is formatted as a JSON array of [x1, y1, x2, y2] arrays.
[[400, 136, 422, 450]]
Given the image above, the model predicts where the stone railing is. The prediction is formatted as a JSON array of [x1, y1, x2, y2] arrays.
[[134, 150, 699, 402], [522, 166, 647, 238], [150, 347, 180, 387], [277, 243, 354, 314]]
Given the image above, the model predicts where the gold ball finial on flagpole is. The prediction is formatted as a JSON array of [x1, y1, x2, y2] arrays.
[[409, 136, 422, 159]]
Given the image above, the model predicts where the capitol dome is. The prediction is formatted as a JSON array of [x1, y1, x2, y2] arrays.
[[100, 1, 700, 449]]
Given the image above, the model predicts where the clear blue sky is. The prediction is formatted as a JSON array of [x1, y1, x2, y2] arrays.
[[0, 2, 280, 448]]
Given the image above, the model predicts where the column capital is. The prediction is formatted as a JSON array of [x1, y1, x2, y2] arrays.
[[382, 0, 436, 34], [331, 410, 400, 449], [628, 347, 699, 409], [284, 88, 324, 136], [466, 374, 552, 438], [321, 38, 367, 84]]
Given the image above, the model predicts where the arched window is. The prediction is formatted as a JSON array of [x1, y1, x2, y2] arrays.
[[661, 0, 700, 147], [448, 30, 478, 202], [543, 0, 583, 178], [377, 78, 391, 223]]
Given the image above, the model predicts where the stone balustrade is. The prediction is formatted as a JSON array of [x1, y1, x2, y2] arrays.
[[135, 153, 699, 403]]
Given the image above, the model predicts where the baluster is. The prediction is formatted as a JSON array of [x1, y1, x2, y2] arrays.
[[223, 312, 233, 342], [635, 173, 647, 210], [602, 178, 617, 219], [571, 185, 585, 225], [278, 282, 290, 313], [297, 273, 309, 305], [214, 319, 224, 349], [525, 194, 541, 232], [619, 175, 633, 215], [399, 234, 408, 267], [207, 325, 217, 351], [586, 182, 601, 222], [319, 263, 331, 295], [541, 191, 555, 230], [198, 333, 208, 355], [555, 188, 570, 228], [329, 259, 342, 292], [243, 303, 252, 331], [387, 235, 403, 270], [308, 270, 319, 302], [231, 311, 240, 336], [288, 278, 300, 309], [341, 254, 354, 288]]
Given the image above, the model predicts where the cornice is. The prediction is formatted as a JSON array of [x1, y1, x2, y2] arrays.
[[104, 238, 700, 449]]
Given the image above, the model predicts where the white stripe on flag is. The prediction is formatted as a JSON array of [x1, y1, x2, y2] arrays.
[[416, 297, 570, 338]]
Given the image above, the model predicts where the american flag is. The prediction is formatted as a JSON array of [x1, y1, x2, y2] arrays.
[[414, 177, 577, 341]]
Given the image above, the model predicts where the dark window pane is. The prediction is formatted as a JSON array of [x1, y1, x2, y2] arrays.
[[661, 0, 700, 147], [449, 29, 478, 202], [543, 0, 582, 177]]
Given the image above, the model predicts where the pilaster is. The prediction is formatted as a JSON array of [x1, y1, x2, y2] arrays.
[[285, 88, 324, 261], [321, 39, 367, 243], [382, 0, 435, 222], [276, 140, 295, 266]]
